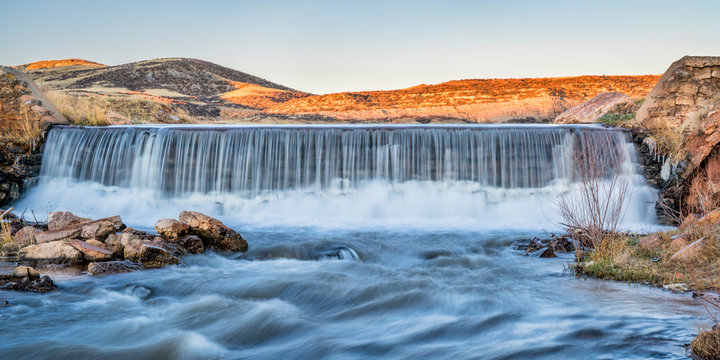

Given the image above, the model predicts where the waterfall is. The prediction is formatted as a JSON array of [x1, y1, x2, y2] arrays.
[[19, 124, 659, 230]]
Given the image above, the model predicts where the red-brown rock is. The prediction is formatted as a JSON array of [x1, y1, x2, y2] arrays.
[[69, 239, 114, 261]]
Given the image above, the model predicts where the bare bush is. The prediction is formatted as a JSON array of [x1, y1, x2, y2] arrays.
[[557, 133, 631, 259]]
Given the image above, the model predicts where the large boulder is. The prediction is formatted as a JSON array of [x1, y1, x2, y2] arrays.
[[169, 235, 204, 255], [48, 211, 90, 230], [69, 239, 114, 261], [80, 220, 116, 241], [36, 215, 124, 243], [555, 92, 636, 124], [154, 219, 190, 239], [13, 226, 37, 247], [35, 226, 82, 244], [670, 237, 707, 262], [178, 211, 247, 252], [18, 241, 83, 264], [124, 243, 180, 269]]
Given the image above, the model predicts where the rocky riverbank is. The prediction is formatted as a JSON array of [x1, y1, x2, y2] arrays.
[[0, 209, 249, 292]]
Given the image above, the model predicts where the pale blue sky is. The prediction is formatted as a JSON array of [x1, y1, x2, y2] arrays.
[[1, 0, 718, 94]]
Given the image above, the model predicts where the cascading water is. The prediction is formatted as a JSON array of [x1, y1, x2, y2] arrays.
[[6, 125, 705, 360], [18, 124, 658, 230]]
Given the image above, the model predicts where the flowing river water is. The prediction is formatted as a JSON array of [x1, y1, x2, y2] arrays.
[[0, 125, 708, 359]]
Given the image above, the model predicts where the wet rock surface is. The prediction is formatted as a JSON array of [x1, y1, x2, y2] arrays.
[[1, 210, 247, 280], [513, 235, 574, 257], [0, 266, 55, 293], [87, 260, 144, 275], [179, 211, 248, 252]]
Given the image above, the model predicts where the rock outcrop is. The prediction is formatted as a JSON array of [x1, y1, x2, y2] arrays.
[[554, 92, 636, 124], [0, 66, 68, 206], [633, 56, 720, 223], [637, 56, 720, 129]]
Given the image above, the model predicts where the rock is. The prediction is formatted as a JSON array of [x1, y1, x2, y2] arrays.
[[670, 237, 707, 262], [13, 226, 37, 247], [555, 92, 636, 124], [119, 232, 141, 247], [80, 220, 116, 241], [679, 214, 698, 230], [37, 216, 125, 243], [154, 218, 190, 238], [18, 241, 84, 264], [669, 234, 692, 249], [663, 283, 690, 292], [638, 233, 661, 249], [88, 260, 144, 275], [696, 209, 720, 228], [170, 235, 204, 255], [105, 111, 131, 125], [34, 226, 82, 244], [539, 247, 557, 258], [85, 239, 105, 248], [125, 243, 180, 269], [69, 239, 114, 261], [179, 211, 248, 252], [48, 211, 90, 230], [122, 227, 147, 236], [12, 265, 39, 280], [0, 274, 56, 293], [123, 241, 142, 260], [104, 233, 124, 257], [0, 243, 19, 256]]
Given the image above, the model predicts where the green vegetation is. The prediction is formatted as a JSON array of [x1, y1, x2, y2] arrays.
[[574, 225, 720, 290], [598, 112, 634, 127]]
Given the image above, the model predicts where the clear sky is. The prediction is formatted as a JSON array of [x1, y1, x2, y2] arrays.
[[1, 0, 718, 94]]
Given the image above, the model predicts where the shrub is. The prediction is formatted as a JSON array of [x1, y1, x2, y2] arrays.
[[557, 132, 631, 260]]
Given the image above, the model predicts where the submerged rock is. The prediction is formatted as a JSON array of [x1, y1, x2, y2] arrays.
[[88, 260, 144, 275], [179, 211, 247, 252]]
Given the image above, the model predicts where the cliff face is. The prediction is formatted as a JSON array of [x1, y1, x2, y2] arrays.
[[635, 56, 720, 222], [0, 66, 66, 206], [638, 56, 720, 129]]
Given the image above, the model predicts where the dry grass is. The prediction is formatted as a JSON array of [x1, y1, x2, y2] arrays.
[[645, 125, 687, 163], [692, 294, 720, 360], [0, 209, 14, 253], [575, 224, 720, 290], [692, 329, 720, 360], [47, 91, 196, 125], [1, 111, 44, 144], [48, 91, 107, 125]]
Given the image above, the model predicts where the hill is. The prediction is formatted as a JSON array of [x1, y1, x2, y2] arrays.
[[16, 58, 106, 70], [17, 57, 661, 124], [266, 75, 660, 122]]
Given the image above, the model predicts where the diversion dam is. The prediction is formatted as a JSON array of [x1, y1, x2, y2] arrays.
[[18, 124, 658, 230]]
